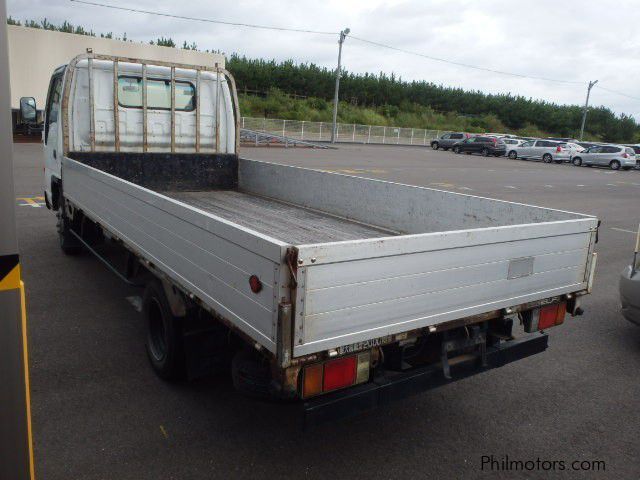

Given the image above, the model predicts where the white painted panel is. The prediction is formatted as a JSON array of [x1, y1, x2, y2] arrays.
[[306, 249, 588, 315]]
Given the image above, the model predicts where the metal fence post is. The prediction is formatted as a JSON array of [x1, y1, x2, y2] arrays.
[[382, 127, 386, 144], [368, 125, 371, 144], [352, 123, 356, 142], [397, 128, 400, 144], [410, 128, 414, 145], [301, 121, 305, 140], [319, 122, 323, 141], [423, 129, 427, 145], [282, 119, 286, 137]]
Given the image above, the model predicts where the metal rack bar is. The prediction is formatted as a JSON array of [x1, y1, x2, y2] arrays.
[[195, 70, 201, 152], [215, 63, 220, 153], [88, 57, 95, 151], [112, 59, 120, 151], [142, 64, 148, 152], [170, 66, 175, 153]]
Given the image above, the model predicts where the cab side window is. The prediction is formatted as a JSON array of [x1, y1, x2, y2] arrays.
[[44, 75, 63, 144]]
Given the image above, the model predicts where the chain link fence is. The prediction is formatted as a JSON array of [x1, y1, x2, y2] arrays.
[[241, 117, 445, 146]]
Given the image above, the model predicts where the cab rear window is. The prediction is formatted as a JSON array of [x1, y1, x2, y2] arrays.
[[118, 76, 195, 111]]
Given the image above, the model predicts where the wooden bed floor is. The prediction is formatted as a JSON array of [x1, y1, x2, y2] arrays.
[[165, 189, 397, 244]]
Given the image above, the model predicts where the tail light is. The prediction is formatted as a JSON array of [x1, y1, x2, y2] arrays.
[[302, 352, 371, 398], [523, 302, 567, 332], [491, 138, 497, 144], [622, 152, 629, 158], [556, 146, 562, 153]]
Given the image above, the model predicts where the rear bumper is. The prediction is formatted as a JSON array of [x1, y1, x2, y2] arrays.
[[302, 332, 548, 428]]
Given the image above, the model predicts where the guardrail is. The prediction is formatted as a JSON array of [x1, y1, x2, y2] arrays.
[[241, 117, 446, 146]]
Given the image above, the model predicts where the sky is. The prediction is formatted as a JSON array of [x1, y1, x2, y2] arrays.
[[8, 0, 640, 119]]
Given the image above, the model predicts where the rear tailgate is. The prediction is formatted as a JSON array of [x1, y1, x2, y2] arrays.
[[293, 219, 597, 357]]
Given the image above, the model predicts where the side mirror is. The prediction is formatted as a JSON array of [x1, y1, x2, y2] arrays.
[[19, 97, 37, 124]]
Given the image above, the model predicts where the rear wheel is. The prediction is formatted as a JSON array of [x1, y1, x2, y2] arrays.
[[143, 280, 186, 381], [431, 142, 439, 150], [57, 213, 82, 255], [572, 157, 582, 166], [231, 348, 272, 399], [542, 153, 553, 163], [609, 160, 621, 170], [453, 146, 460, 154], [508, 150, 517, 159], [481, 148, 489, 157]]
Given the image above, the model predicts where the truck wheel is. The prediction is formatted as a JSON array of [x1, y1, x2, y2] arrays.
[[610, 160, 621, 170], [231, 349, 272, 399], [57, 214, 82, 255], [143, 280, 185, 381]]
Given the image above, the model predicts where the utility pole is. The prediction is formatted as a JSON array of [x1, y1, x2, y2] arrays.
[[331, 28, 350, 144], [579, 80, 598, 140], [0, 1, 35, 478]]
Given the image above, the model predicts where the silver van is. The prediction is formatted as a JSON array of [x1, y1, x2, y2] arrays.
[[430, 132, 470, 150], [507, 139, 570, 163], [571, 145, 637, 170]]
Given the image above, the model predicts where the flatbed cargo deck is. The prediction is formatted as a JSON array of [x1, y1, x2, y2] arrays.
[[165, 190, 396, 244]]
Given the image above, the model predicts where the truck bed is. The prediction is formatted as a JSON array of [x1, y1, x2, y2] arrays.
[[62, 154, 598, 358], [165, 190, 396, 244]]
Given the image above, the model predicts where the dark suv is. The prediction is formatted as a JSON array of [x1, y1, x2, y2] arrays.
[[430, 132, 470, 150], [452, 136, 506, 156]]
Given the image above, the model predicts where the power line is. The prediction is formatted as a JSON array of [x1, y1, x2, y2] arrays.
[[69, 0, 338, 35], [349, 34, 583, 85], [595, 85, 640, 102]]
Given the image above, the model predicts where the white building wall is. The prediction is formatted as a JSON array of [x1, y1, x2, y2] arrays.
[[8, 25, 225, 110]]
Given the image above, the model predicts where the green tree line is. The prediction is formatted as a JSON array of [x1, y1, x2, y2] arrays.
[[8, 17, 639, 141]]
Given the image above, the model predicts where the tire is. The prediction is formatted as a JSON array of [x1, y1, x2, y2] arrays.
[[481, 148, 489, 157], [453, 146, 460, 154], [57, 213, 82, 255], [542, 153, 553, 163], [431, 142, 439, 150], [572, 157, 582, 166], [143, 280, 185, 381], [231, 349, 272, 399], [508, 150, 517, 159], [610, 160, 621, 170]]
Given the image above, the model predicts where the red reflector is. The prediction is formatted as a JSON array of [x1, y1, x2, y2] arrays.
[[323, 356, 356, 391], [538, 302, 566, 330], [249, 275, 262, 293]]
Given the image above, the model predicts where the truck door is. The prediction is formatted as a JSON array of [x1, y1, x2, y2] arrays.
[[43, 72, 64, 199]]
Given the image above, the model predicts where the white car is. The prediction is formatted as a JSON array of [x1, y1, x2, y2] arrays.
[[571, 145, 637, 170], [561, 142, 586, 159], [501, 138, 526, 155], [507, 139, 571, 163]]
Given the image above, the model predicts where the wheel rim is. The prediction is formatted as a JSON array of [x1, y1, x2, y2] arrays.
[[482, 149, 488, 156], [611, 161, 620, 170], [432, 143, 438, 150], [147, 298, 167, 361], [509, 151, 517, 159], [573, 158, 581, 166], [543, 155, 551, 163]]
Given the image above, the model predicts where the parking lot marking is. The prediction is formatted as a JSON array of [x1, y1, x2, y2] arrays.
[[159, 425, 169, 439], [611, 227, 637, 234], [576, 184, 586, 187], [17, 196, 45, 208], [504, 185, 518, 189], [544, 185, 554, 188]]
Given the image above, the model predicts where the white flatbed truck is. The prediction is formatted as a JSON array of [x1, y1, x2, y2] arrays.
[[41, 53, 599, 426]]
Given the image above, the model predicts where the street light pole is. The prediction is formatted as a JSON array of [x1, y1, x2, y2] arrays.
[[579, 80, 598, 140], [331, 28, 349, 144]]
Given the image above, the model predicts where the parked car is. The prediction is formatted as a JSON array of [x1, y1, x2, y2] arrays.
[[577, 142, 600, 150], [571, 145, 637, 170], [561, 142, 586, 159], [507, 139, 570, 163], [620, 227, 640, 326], [501, 138, 526, 155], [452, 136, 507, 156], [431, 132, 470, 150]]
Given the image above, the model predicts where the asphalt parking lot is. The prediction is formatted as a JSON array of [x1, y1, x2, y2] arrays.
[[13, 142, 640, 479]]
